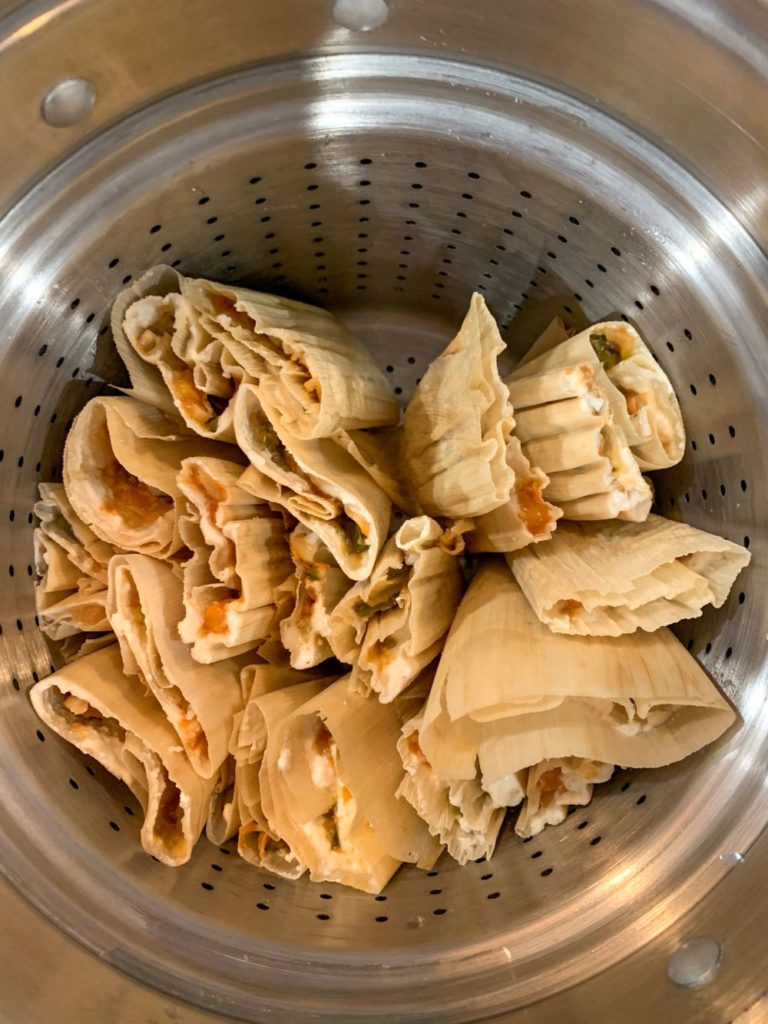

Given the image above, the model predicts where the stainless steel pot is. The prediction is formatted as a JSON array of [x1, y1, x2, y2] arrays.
[[0, 1, 767, 1021]]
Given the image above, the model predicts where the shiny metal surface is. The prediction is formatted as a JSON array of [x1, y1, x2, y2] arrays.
[[0, 1, 766, 1021]]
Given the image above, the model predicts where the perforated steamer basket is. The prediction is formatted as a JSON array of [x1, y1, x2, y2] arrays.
[[1, 0, 768, 1021]]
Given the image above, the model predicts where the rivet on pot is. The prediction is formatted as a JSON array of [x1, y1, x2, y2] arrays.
[[40, 78, 95, 128], [332, 0, 389, 31], [667, 937, 722, 989]]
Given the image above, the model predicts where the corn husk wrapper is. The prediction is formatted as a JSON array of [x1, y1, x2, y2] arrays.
[[515, 758, 615, 838], [112, 265, 251, 441], [275, 676, 441, 892], [334, 427, 416, 512], [182, 276, 399, 439], [34, 481, 114, 650], [468, 433, 561, 552], [176, 456, 292, 662], [397, 706, 505, 865], [63, 396, 221, 558], [57, 632, 116, 664], [403, 293, 513, 517], [507, 342, 653, 522], [29, 646, 213, 866], [35, 483, 114, 586], [329, 516, 464, 702], [34, 530, 83, 595], [36, 581, 110, 639], [515, 316, 570, 368], [419, 561, 736, 841], [107, 553, 243, 778], [510, 515, 751, 636], [403, 294, 560, 548], [604, 329, 685, 469], [279, 525, 352, 669], [206, 755, 240, 845], [236, 673, 334, 878], [235, 382, 391, 580], [177, 513, 268, 663], [516, 318, 685, 470]]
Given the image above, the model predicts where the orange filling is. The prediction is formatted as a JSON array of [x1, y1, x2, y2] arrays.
[[314, 723, 334, 759], [368, 636, 397, 668], [101, 460, 172, 530], [558, 599, 583, 618], [136, 328, 166, 356], [200, 595, 236, 636], [63, 695, 102, 719], [177, 713, 208, 756], [538, 768, 567, 797], [240, 824, 283, 859], [183, 464, 227, 521], [622, 388, 647, 417], [172, 369, 210, 424], [516, 480, 551, 535]]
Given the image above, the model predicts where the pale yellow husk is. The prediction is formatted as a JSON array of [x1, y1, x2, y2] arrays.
[[333, 427, 416, 512], [112, 264, 251, 439], [36, 583, 110, 639], [275, 675, 441, 892], [469, 434, 561, 551], [508, 328, 638, 442], [29, 645, 213, 866], [279, 525, 353, 669], [234, 382, 391, 580], [403, 293, 560, 547], [33, 482, 115, 654], [578, 321, 685, 469], [34, 530, 83, 594], [397, 707, 505, 865], [416, 561, 735, 844], [507, 344, 652, 522], [58, 632, 116, 664], [107, 552, 243, 778], [515, 758, 615, 838], [515, 316, 571, 368], [206, 755, 240, 845], [329, 516, 464, 702], [403, 293, 515, 518], [177, 455, 292, 662], [510, 515, 751, 635], [177, 514, 269, 663], [35, 482, 114, 584], [511, 319, 684, 471], [238, 677, 333, 878], [63, 395, 222, 558], [182, 275, 400, 438]]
